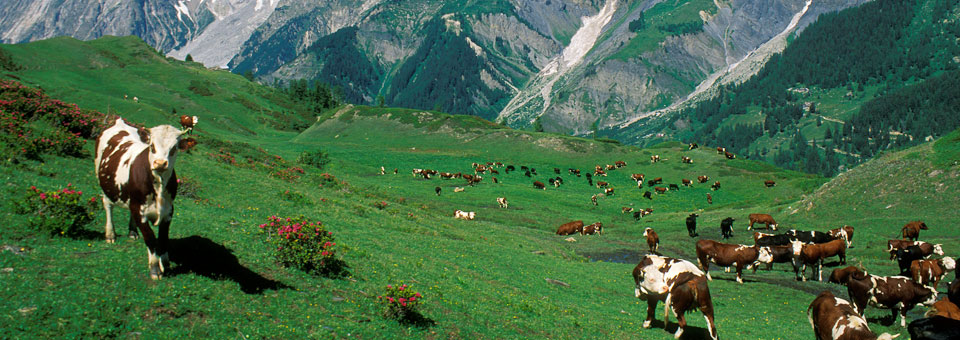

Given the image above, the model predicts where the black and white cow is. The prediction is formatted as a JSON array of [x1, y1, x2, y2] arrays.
[[96, 118, 194, 280]]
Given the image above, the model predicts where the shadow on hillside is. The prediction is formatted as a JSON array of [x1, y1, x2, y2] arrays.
[[168, 235, 290, 294], [643, 320, 712, 340], [398, 310, 436, 328]]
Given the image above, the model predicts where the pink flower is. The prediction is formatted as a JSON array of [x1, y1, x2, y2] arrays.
[[39, 193, 46, 200], [408, 296, 416, 302], [398, 286, 404, 291], [398, 298, 406, 303]]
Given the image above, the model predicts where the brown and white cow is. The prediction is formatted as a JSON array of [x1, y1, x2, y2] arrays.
[[681, 156, 693, 164], [790, 239, 847, 281], [695, 240, 759, 284], [887, 240, 944, 260], [911, 258, 957, 289], [453, 210, 475, 220], [902, 221, 928, 241], [633, 255, 718, 340], [582, 222, 603, 236], [828, 266, 866, 285], [747, 213, 778, 230], [724, 151, 736, 159], [496, 197, 508, 209], [697, 175, 709, 183], [643, 228, 659, 253], [650, 155, 660, 163], [639, 208, 654, 218], [681, 178, 692, 186], [689, 142, 699, 150], [706, 193, 712, 204], [615, 160, 627, 168], [96, 118, 193, 280], [533, 181, 546, 190], [711, 181, 721, 190], [621, 207, 634, 214], [808, 290, 899, 340], [847, 272, 938, 327], [596, 181, 609, 188], [604, 187, 614, 196], [556, 220, 584, 235], [828, 225, 855, 248], [654, 186, 668, 194], [179, 115, 198, 131], [716, 147, 726, 154], [763, 180, 775, 187], [631, 173, 645, 182]]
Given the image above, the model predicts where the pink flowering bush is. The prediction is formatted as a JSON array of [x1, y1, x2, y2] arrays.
[[373, 200, 388, 210], [13, 184, 98, 236], [258, 215, 342, 275], [271, 166, 305, 182], [377, 283, 424, 320]]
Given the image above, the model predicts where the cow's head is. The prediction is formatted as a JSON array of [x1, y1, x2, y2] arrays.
[[790, 239, 804, 256], [919, 222, 928, 230], [934, 244, 944, 255], [942, 257, 957, 272], [146, 125, 190, 173], [918, 285, 938, 306], [757, 247, 774, 264]]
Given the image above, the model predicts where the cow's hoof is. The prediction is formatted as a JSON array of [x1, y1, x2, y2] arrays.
[[674, 328, 684, 338], [150, 267, 162, 280], [129, 234, 139, 240], [106, 238, 115, 244], [642, 320, 652, 328], [736, 278, 743, 284]]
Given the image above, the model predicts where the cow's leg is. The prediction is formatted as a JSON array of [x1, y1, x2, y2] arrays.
[[157, 211, 172, 275], [127, 215, 140, 240], [816, 260, 823, 281], [102, 196, 115, 243], [129, 204, 161, 280], [735, 264, 744, 284], [663, 293, 673, 326], [643, 298, 657, 328], [698, 257, 712, 281], [748, 221, 753, 230]]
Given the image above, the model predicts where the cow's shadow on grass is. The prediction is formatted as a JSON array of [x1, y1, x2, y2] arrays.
[[652, 321, 712, 340], [398, 310, 436, 328], [168, 235, 290, 294]]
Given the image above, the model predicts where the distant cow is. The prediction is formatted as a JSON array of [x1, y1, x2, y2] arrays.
[[724, 151, 736, 159], [910, 316, 960, 340], [633, 255, 718, 340], [631, 173, 645, 182], [453, 187, 465, 192], [747, 213, 778, 230], [621, 207, 634, 214], [95, 118, 193, 280], [643, 228, 659, 253], [591, 194, 599, 206], [808, 290, 898, 340], [681, 156, 693, 164], [632, 211, 642, 221], [435, 186, 441, 196], [716, 147, 725, 154], [696, 239, 759, 284], [786, 229, 837, 244], [756, 245, 794, 271], [828, 225, 855, 248], [888, 240, 944, 260], [650, 155, 660, 163], [639, 208, 653, 218], [902, 221, 929, 241], [604, 188, 614, 196], [720, 217, 735, 239], [706, 193, 712, 204], [897, 246, 928, 275], [643, 191, 652, 200], [615, 160, 626, 168], [556, 220, 584, 236], [911, 258, 957, 289], [828, 266, 866, 285], [688, 142, 699, 150], [453, 210, 475, 220], [668, 184, 680, 191], [791, 239, 847, 281], [581, 222, 603, 236], [596, 181, 609, 188], [179, 115, 198, 131], [711, 181, 721, 190], [686, 213, 699, 237], [848, 272, 938, 327], [763, 180, 775, 187], [533, 181, 545, 190], [697, 175, 709, 183], [497, 197, 508, 209], [554, 167, 561, 174], [654, 186, 668, 194], [681, 178, 692, 186]]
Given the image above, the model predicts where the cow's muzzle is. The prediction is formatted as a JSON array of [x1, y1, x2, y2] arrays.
[[152, 159, 168, 171]]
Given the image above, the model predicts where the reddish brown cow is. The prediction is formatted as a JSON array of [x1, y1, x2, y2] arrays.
[[697, 175, 709, 183], [689, 142, 699, 149], [643, 228, 659, 253], [828, 225, 855, 248], [695, 240, 760, 284], [724, 151, 736, 159], [604, 187, 615, 196], [791, 239, 847, 281], [747, 213, 778, 230], [828, 266, 866, 285], [581, 222, 603, 236], [911, 258, 957, 289], [650, 155, 660, 163], [928, 299, 960, 320], [179, 115, 197, 130], [533, 181, 545, 190], [596, 181, 609, 188], [711, 181, 721, 190], [615, 160, 627, 168], [651, 177, 663, 184], [847, 272, 938, 327], [716, 147, 726, 154], [902, 220, 928, 241], [681, 178, 692, 186], [556, 221, 584, 235], [887, 240, 944, 260], [753, 232, 775, 244], [808, 290, 898, 340], [631, 173, 645, 182], [639, 208, 653, 218], [594, 169, 607, 176], [654, 186, 668, 194], [681, 156, 693, 164], [764, 180, 776, 187], [621, 207, 634, 214], [633, 255, 718, 340], [706, 193, 712, 204]]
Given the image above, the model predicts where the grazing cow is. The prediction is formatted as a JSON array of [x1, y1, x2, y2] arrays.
[[506, 165, 515, 172], [927, 299, 960, 320], [911, 258, 957, 289], [650, 155, 660, 163], [581, 222, 603, 236], [643, 228, 659, 253], [681, 179, 692, 186], [689, 142, 699, 150], [604, 187, 614, 196], [453, 210, 475, 220], [724, 151, 736, 159], [633, 255, 718, 340], [493, 177, 499, 184], [497, 197, 508, 209], [179, 115, 198, 131], [621, 207, 634, 214], [596, 181, 609, 188], [847, 272, 938, 327], [808, 290, 898, 340], [453, 187, 465, 192], [633, 211, 642, 221], [533, 181, 545, 190], [720, 217, 735, 239], [651, 177, 663, 184], [888, 240, 944, 260], [681, 156, 693, 164], [524, 171, 532, 177], [756, 245, 794, 271], [754, 233, 791, 246], [591, 194, 599, 206], [706, 193, 712, 204], [554, 176, 563, 185], [490, 169, 499, 175], [910, 316, 960, 340], [828, 266, 866, 285], [747, 213, 778, 230], [828, 225, 856, 248], [132, 96, 139, 103], [668, 183, 680, 191], [554, 167, 561, 174], [898, 246, 932, 275], [569, 168, 581, 176], [638, 208, 653, 218], [556, 221, 584, 235], [686, 213, 699, 237], [791, 239, 847, 281], [95, 118, 193, 280], [631, 173, 645, 182], [615, 160, 627, 168], [520, 165, 529, 172], [586, 174, 594, 186], [763, 180, 776, 187], [786, 229, 837, 244], [435, 186, 441, 196], [711, 181, 721, 190], [552, 177, 561, 187], [605, 164, 616, 171], [695, 239, 759, 284], [439, 172, 454, 179], [594, 169, 606, 177], [697, 175, 709, 183], [903, 221, 929, 241], [716, 147, 726, 154], [643, 191, 653, 200], [654, 186, 668, 194]]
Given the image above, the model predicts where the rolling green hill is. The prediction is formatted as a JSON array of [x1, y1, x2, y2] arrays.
[[1, 36, 957, 339]]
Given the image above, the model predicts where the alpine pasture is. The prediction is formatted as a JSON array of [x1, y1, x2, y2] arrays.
[[1, 36, 958, 339]]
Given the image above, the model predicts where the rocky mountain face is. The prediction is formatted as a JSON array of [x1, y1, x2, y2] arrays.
[[0, 0, 870, 137]]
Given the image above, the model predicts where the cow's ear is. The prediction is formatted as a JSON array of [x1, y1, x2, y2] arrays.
[[178, 138, 197, 151], [137, 127, 150, 142]]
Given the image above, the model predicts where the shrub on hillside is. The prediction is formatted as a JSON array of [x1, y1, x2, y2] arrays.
[[271, 166, 305, 182], [13, 184, 98, 237], [176, 176, 203, 200], [377, 283, 424, 321], [279, 190, 310, 205], [296, 149, 330, 170], [258, 215, 342, 275]]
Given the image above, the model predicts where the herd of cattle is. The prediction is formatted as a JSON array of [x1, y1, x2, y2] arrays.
[[91, 117, 956, 339]]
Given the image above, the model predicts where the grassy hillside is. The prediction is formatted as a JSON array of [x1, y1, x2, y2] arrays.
[[1, 36, 958, 339]]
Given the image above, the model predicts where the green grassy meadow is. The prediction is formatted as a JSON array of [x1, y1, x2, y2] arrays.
[[1, 37, 958, 339]]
